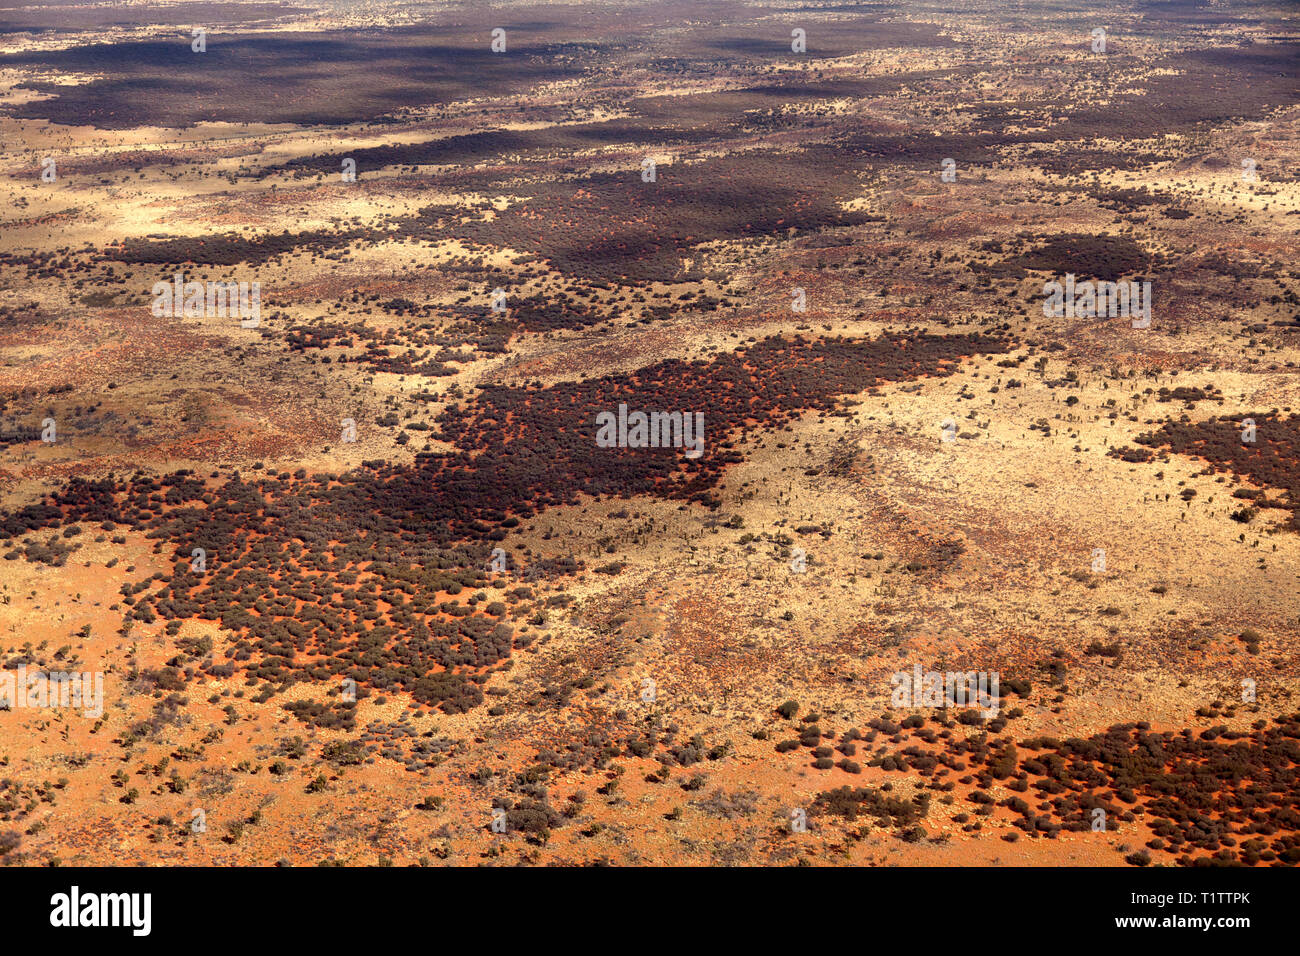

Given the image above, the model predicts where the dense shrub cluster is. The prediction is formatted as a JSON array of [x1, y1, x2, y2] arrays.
[[1003, 233, 1157, 282], [0, 331, 1003, 711], [812, 785, 931, 829], [453, 151, 879, 283], [850, 709, 1300, 866], [1118, 413, 1300, 529]]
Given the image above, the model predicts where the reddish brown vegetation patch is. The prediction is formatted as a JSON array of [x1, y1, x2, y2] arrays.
[[797, 708, 1300, 866], [0, 332, 1004, 712], [1115, 413, 1300, 529], [456, 153, 878, 283]]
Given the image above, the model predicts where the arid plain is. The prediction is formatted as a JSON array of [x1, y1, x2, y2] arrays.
[[0, 0, 1297, 866]]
